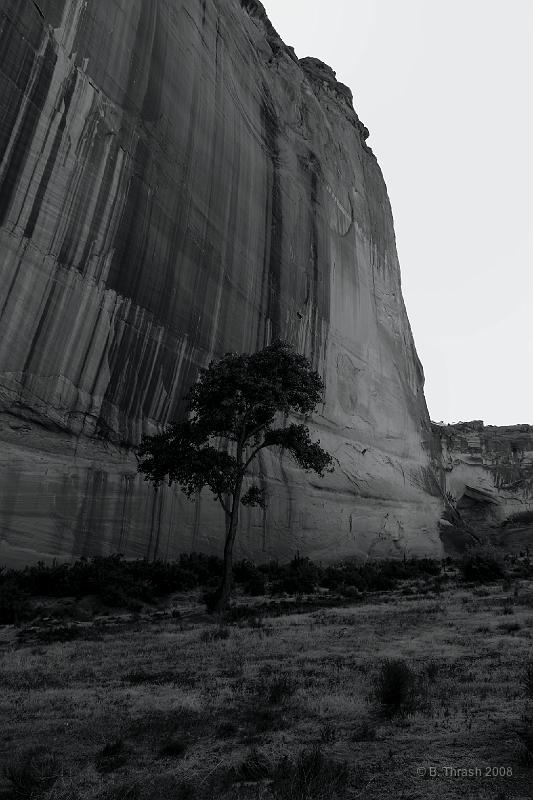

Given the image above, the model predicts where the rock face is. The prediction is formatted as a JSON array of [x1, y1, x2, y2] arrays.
[[1, 0, 451, 565], [433, 422, 533, 531]]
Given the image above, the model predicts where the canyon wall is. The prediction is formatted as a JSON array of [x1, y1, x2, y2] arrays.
[[433, 422, 533, 539], [0, 0, 445, 565]]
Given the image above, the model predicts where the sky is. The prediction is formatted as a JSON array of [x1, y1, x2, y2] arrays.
[[264, 0, 533, 426]]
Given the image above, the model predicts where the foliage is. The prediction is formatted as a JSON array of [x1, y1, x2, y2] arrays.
[[233, 559, 266, 595], [21, 624, 99, 645], [232, 748, 272, 782], [0, 579, 32, 624], [137, 340, 333, 610], [460, 553, 505, 583], [137, 339, 332, 498], [269, 554, 322, 595], [270, 746, 351, 800], [373, 658, 418, 717], [95, 739, 129, 774], [261, 673, 297, 705], [322, 557, 441, 594], [0, 554, 222, 609], [158, 737, 188, 758], [517, 717, 533, 765], [3, 747, 61, 798], [0, 555, 449, 616]]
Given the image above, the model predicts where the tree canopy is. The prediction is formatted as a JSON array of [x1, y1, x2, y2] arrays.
[[137, 339, 333, 610]]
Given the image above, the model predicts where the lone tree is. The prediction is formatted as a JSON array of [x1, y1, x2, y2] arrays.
[[137, 339, 333, 612]]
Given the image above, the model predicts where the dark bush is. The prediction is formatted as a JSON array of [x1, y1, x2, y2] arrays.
[[200, 626, 230, 643], [257, 560, 285, 581], [26, 624, 94, 644], [233, 559, 260, 584], [1, 553, 444, 611], [233, 748, 272, 782], [159, 737, 188, 758], [271, 746, 350, 800], [95, 739, 129, 774], [179, 553, 224, 586], [233, 560, 267, 595], [374, 658, 417, 717], [260, 673, 296, 705], [270, 555, 322, 595], [4, 747, 61, 798], [517, 718, 533, 765], [460, 555, 505, 583], [244, 574, 267, 595], [1, 554, 226, 608], [222, 604, 263, 623], [0, 580, 32, 624], [203, 587, 222, 613], [321, 558, 441, 595]]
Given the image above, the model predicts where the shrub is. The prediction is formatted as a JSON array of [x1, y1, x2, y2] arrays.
[[244, 574, 267, 596], [351, 719, 377, 741], [221, 604, 260, 623], [159, 737, 188, 758], [4, 747, 61, 798], [0, 580, 32, 624], [319, 721, 337, 743], [262, 673, 296, 705], [95, 739, 129, 774], [200, 626, 230, 643], [2, 553, 226, 607], [233, 560, 260, 584], [203, 587, 222, 613], [271, 747, 350, 800], [321, 558, 441, 595], [24, 624, 94, 644], [374, 659, 417, 717], [270, 555, 322, 595], [257, 560, 285, 581], [233, 748, 272, 782], [460, 551, 505, 583], [178, 553, 224, 587], [516, 718, 533, 765], [233, 559, 267, 595]]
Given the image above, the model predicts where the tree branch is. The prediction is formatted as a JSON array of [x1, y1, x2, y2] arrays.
[[242, 441, 270, 472], [216, 493, 231, 515]]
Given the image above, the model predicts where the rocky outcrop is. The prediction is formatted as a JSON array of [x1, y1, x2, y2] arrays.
[[0, 0, 445, 565], [433, 421, 533, 533]]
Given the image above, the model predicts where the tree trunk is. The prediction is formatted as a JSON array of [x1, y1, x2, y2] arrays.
[[215, 476, 243, 613]]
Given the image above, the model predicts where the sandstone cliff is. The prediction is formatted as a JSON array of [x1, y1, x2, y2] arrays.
[[1, 0, 445, 565], [433, 422, 533, 542]]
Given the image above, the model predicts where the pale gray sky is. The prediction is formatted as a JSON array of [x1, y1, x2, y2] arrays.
[[264, 0, 533, 426]]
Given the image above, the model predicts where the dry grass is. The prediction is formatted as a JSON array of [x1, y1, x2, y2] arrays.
[[1, 582, 533, 799]]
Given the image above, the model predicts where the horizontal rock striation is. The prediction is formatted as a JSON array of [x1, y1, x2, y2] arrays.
[[0, 0, 445, 565]]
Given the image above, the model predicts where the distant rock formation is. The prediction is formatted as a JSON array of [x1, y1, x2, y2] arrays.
[[0, 0, 528, 566], [433, 421, 533, 536]]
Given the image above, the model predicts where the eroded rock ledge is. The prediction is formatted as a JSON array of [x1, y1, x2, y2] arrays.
[[433, 421, 533, 531]]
